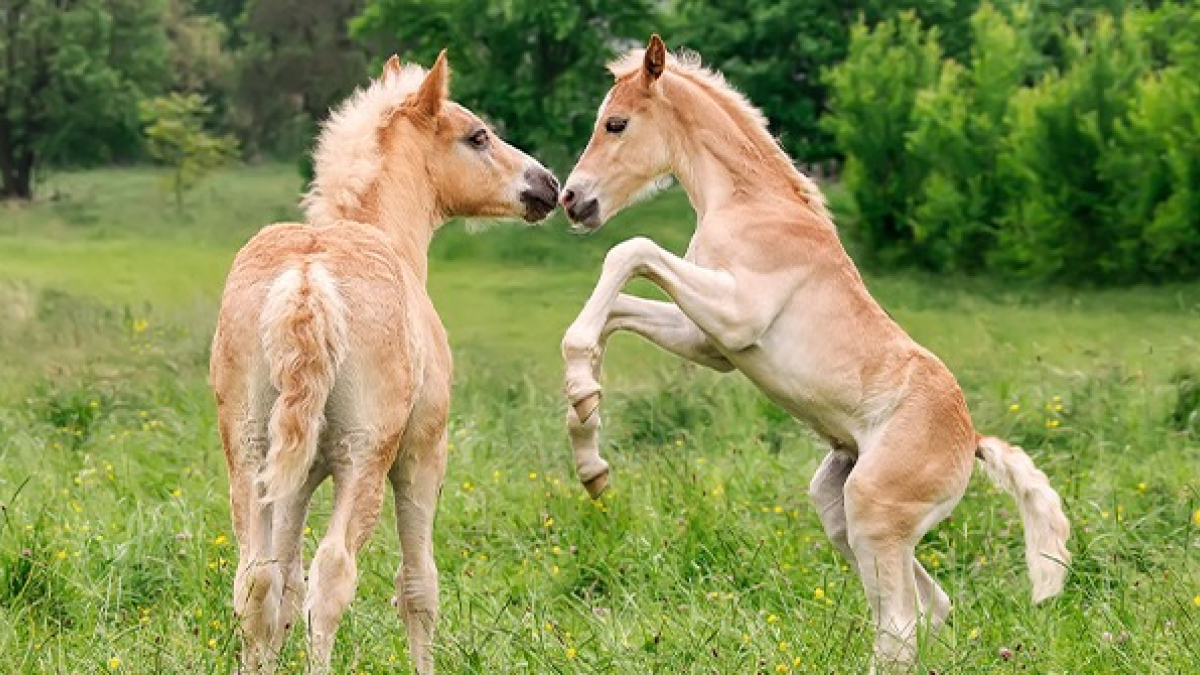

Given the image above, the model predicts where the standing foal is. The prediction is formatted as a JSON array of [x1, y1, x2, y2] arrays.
[[559, 35, 1070, 670], [210, 52, 558, 674]]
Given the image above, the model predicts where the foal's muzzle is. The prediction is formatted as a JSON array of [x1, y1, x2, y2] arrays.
[[561, 185, 601, 232], [520, 168, 560, 223]]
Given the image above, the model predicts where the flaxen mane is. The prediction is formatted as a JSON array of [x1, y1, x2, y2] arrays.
[[302, 64, 429, 228], [609, 49, 830, 221]]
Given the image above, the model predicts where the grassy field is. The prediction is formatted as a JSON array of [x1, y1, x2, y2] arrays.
[[1, 165, 1198, 674]]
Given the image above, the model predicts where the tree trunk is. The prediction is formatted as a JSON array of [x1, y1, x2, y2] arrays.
[[10, 147, 35, 200], [0, 138, 34, 201]]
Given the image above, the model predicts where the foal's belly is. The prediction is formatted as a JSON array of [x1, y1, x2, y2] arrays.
[[727, 345, 865, 449]]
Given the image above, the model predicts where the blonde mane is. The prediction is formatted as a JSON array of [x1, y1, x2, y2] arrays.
[[302, 64, 430, 228], [608, 49, 830, 220]]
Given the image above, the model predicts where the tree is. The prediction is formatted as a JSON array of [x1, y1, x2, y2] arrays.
[[232, 0, 370, 158], [165, 0, 234, 96], [672, 0, 981, 165], [139, 93, 239, 211], [353, 0, 657, 169], [0, 0, 171, 199]]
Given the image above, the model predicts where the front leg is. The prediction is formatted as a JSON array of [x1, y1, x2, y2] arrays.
[[566, 237, 782, 363], [563, 278, 741, 498], [564, 237, 780, 407]]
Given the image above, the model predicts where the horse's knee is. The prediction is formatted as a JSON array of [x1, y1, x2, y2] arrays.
[[235, 559, 282, 616], [397, 561, 439, 614]]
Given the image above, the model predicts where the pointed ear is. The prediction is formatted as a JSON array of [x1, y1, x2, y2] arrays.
[[381, 54, 402, 83], [408, 49, 449, 118], [643, 34, 667, 85]]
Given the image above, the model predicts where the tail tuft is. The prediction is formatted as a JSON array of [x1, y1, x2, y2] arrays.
[[976, 436, 1071, 603], [257, 264, 348, 504]]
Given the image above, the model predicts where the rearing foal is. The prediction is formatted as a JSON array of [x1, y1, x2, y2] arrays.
[[559, 35, 1070, 670], [210, 52, 558, 674]]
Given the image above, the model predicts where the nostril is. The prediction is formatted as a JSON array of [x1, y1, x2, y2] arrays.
[[561, 189, 576, 207]]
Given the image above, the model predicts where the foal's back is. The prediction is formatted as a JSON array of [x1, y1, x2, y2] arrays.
[[212, 220, 440, 425]]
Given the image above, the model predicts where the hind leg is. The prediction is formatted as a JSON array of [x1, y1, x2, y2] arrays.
[[809, 450, 951, 631], [303, 429, 397, 671], [219, 410, 285, 675], [268, 466, 326, 649], [389, 426, 447, 675], [842, 433, 971, 670]]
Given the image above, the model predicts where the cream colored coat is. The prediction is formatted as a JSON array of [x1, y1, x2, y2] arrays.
[[559, 35, 1070, 672], [210, 53, 557, 674]]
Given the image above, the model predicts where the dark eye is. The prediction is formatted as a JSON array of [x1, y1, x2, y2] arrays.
[[605, 117, 628, 134], [466, 128, 489, 150]]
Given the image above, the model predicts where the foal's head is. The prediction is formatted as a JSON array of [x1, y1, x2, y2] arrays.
[[305, 52, 559, 230], [560, 35, 676, 231]]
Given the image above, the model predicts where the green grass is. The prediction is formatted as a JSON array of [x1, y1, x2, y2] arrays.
[[0, 165, 1198, 674]]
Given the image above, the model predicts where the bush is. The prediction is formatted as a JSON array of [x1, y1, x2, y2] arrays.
[[822, 12, 943, 266], [993, 14, 1147, 282], [904, 3, 1037, 272], [826, 1, 1200, 284]]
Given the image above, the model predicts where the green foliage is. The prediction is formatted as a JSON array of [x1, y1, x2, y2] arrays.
[[1104, 3, 1200, 281], [233, 0, 368, 158], [672, 0, 852, 163], [353, 0, 657, 168], [995, 13, 1147, 282], [139, 94, 239, 211], [828, 1, 1200, 283], [0, 0, 171, 198], [165, 0, 235, 97], [904, 2, 1038, 272], [822, 12, 944, 265], [674, 0, 981, 164]]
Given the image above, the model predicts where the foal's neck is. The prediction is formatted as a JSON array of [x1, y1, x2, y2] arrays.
[[367, 164, 443, 283], [665, 76, 811, 224]]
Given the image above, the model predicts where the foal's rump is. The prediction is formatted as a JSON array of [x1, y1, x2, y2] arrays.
[[216, 222, 419, 504]]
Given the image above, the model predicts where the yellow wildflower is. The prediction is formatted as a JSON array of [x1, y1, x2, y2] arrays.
[[566, 647, 577, 659], [108, 656, 121, 669]]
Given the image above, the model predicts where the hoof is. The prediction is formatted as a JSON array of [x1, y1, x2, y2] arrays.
[[572, 392, 601, 424], [583, 469, 609, 499]]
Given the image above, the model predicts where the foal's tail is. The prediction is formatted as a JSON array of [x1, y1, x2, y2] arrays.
[[976, 435, 1071, 602], [257, 262, 349, 504]]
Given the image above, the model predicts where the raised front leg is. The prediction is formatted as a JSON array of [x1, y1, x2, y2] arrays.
[[564, 290, 736, 498], [564, 237, 785, 367]]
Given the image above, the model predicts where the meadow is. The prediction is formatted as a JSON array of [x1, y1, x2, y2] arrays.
[[0, 166, 1198, 674]]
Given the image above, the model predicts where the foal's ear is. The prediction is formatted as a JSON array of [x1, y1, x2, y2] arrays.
[[381, 54, 402, 83], [409, 49, 450, 118], [643, 34, 667, 84]]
